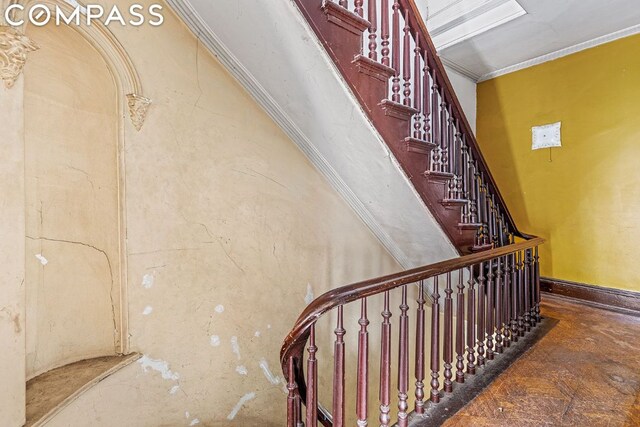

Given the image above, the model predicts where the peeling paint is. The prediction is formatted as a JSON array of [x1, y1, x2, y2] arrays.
[[214, 304, 225, 313], [142, 273, 155, 289], [259, 358, 280, 385], [210, 335, 221, 347], [305, 283, 314, 304], [138, 355, 180, 381], [227, 392, 256, 420], [231, 336, 241, 360], [189, 419, 200, 426], [35, 254, 48, 265], [142, 306, 153, 315], [169, 385, 180, 395], [235, 365, 248, 375]]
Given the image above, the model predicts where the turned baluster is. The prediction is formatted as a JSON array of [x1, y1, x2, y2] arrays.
[[517, 251, 525, 337], [491, 196, 499, 247], [356, 299, 369, 427], [455, 129, 464, 201], [510, 253, 519, 342], [367, 0, 377, 60], [333, 306, 346, 427], [391, 0, 401, 103], [528, 249, 537, 326], [471, 163, 480, 224], [430, 276, 441, 403], [476, 262, 486, 367], [381, 0, 390, 67], [287, 356, 298, 427], [397, 286, 410, 426], [503, 256, 512, 348], [461, 140, 470, 223], [412, 34, 422, 139], [535, 246, 541, 322], [495, 258, 503, 354], [447, 110, 456, 199], [354, 0, 363, 17], [379, 291, 392, 427], [466, 265, 476, 374], [440, 98, 449, 173], [523, 249, 532, 331], [486, 259, 495, 360], [443, 272, 453, 393], [402, 10, 411, 106], [431, 75, 441, 171], [422, 58, 431, 142], [306, 324, 318, 427], [415, 281, 426, 414], [456, 269, 465, 383]]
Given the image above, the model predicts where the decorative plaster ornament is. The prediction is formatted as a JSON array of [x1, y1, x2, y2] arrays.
[[0, 26, 39, 89], [126, 93, 151, 131]]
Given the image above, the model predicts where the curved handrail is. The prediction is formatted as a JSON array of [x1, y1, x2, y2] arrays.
[[280, 236, 544, 423]]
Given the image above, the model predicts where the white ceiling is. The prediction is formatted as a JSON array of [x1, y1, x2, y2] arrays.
[[418, 0, 640, 81]]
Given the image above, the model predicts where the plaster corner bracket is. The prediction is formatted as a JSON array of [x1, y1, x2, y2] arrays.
[[0, 25, 39, 89], [126, 93, 151, 131]]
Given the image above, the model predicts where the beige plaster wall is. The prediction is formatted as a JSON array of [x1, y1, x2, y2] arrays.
[[24, 22, 121, 380], [0, 79, 27, 427], [7, 1, 404, 425]]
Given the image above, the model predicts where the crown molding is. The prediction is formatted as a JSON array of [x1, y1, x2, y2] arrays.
[[440, 56, 482, 82], [166, 0, 414, 268], [479, 23, 640, 82]]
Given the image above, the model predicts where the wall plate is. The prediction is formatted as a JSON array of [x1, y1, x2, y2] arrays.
[[532, 122, 561, 150]]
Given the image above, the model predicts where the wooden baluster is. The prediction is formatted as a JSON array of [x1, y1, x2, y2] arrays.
[[455, 129, 464, 201], [381, 0, 390, 67], [528, 249, 537, 326], [413, 34, 421, 139], [471, 163, 480, 224], [456, 269, 465, 383], [339, 0, 348, 9], [306, 324, 318, 427], [535, 246, 541, 323], [332, 306, 346, 427], [397, 286, 410, 427], [517, 251, 525, 337], [440, 98, 449, 173], [296, 395, 303, 427], [495, 257, 504, 354], [466, 266, 476, 374], [503, 256, 512, 348], [447, 109, 456, 199], [476, 262, 486, 367], [287, 356, 297, 427], [461, 139, 470, 223], [491, 195, 499, 247], [379, 291, 392, 427], [391, 0, 401, 103], [422, 58, 431, 142], [443, 272, 453, 393], [354, 0, 363, 17], [367, 0, 377, 60], [523, 249, 532, 331], [510, 253, 519, 342], [485, 259, 495, 360], [357, 299, 369, 427], [402, 10, 411, 106], [431, 74, 441, 171], [430, 277, 441, 403], [415, 281, 426, 414]]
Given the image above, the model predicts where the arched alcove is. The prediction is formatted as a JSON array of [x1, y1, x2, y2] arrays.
[[23, 20, 122, 379]]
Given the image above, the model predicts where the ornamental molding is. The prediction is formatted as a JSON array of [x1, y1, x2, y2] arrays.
[[0, 25, 38, 88], [126, 94, 151, 131]]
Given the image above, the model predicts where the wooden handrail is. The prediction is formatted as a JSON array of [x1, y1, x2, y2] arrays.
[[398, 0, 520, 236], [280, 236, 543, 373]]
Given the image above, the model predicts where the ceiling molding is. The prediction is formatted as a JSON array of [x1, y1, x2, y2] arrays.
[[166, 0, 415, 268], [479, 22, 640, 82], [440, 56, 482, 82]]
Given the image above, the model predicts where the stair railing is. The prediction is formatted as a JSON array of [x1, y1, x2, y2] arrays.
[[295, 0, 521, 251], [281, 237, 544, 426]]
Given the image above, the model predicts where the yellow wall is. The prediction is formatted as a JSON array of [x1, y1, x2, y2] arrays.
[[477, 34, 640, 291]]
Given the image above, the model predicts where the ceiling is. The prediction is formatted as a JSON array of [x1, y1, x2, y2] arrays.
[[417, 0, 640, 81]]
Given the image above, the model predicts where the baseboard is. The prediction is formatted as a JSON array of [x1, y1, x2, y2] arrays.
[[540, 277, 640, 316]]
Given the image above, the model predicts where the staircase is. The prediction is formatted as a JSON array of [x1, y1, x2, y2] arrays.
[[281, 1, 546, 426]]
